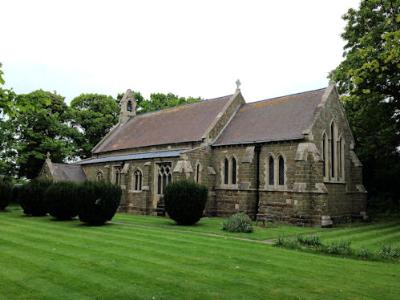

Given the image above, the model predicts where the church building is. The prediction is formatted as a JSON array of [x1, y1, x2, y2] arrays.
[[40, 83, 367, 226]]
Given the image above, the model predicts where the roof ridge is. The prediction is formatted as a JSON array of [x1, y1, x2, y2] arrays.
[[249, 87, 327, 105], [128, 94, 233, 119]]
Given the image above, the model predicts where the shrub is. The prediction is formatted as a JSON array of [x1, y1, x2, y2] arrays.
[[222, 212, 253, 233], [275, 236, 300, 249], [377, 245, 400, 260], [78, 181, 122, 225], [296, 235, 322, 247], [323, 240, 352, 256], [357, 248, 372, 260], [0, 180, 13, 210], [19, 180, 52, 216], [11, 184, 23, 203], [45, 182, 81, 220], [164, 180, 208, 225]]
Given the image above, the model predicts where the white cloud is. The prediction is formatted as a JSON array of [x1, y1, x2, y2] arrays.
[[0, 0, 359, 102]]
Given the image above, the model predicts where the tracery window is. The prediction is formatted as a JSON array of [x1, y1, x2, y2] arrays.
[[96, 171, 103, 182], [134, 169, 142, 191], [322, 133, 328, 178], [113, 166, 122, 185], [127, 100, 133, 112], [330, 122, 336, 178], [157, 163, 172, 195]]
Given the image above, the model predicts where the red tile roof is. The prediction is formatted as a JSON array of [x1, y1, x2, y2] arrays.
[[213, 88, 326, 146], [94, 95, 232, 153]]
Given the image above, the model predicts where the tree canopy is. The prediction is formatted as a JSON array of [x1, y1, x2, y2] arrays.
[[330, 0, 400, 210], [70, 94, 119, 158]]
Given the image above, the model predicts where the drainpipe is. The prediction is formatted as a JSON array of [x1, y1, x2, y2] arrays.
[[254, 144, 262, 220]]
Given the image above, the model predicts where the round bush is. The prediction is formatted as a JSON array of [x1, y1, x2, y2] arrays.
[[164, 180, 208, 225], [0, 180, 13, 210], [19, 180, 52, 216], [222, 212, 253, 233], [78, 181, 122, 225], [45, 182, 80, 220]]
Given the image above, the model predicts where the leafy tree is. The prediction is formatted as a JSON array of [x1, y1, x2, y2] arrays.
[[330, 0, 400, 210], [117, 91, 200, 114], [0, 63, 17, 177], [12, 90, 77, 179], [70, 94, 119, 158]]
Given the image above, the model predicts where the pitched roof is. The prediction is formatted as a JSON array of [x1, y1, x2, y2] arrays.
[[51, 163, 86, 182], [93, 95, 232, 153], [213, 88, 326, 146]]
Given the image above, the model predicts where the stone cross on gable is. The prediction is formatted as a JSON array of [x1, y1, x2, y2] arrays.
[[46, 152, 51, 160], [236, 79, 241, 90]]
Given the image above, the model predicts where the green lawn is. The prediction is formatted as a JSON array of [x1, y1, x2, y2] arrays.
[[1, 207, 400, 300], [312, 220, 400, 250]]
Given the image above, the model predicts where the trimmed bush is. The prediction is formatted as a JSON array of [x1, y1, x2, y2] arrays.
[[78, 181, 122, 225], [45, 182, 80, 220], [19, 180, 52, 216], [222, 212, 253, 233], [0, 180, 13, 210], [164, 180, 208, 225], [377, 245, 400, 260]]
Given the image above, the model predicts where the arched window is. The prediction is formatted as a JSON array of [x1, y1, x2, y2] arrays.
[[224, 158, 229, 184], [268, 156, 274, 185], [322, 133, 327, 177], [134, 170, 142, 191], [330, 122, 336, 178], [114, 166, 122, 185], [96, 171, 103, 182], [338, 137, 343, 179], [157, 163, 172, 195], [278, 156, 285, 186], [127, 100, 133, 112], [231, 157, 237, 184], [195, 163, 201, 183]]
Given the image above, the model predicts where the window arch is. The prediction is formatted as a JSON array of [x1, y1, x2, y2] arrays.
[[231, 157, 237, 184], [224, 158, 229, 185], [330, 121, 337, 178], [338, 136, 344, 180], [133, 169, 142, 191], [157, 163, 172, 195], [195, 163, 201, 183], [322, 132, 328, 178], [268, 156, 274, 185], [127, 100, 133, 112], [96, 170, 104, 182], [278, 156, 285, 186]]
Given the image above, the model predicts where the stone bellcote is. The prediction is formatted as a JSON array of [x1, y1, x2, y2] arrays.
[[119, 89, 136, 124]]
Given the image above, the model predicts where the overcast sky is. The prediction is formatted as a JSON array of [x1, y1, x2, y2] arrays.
[[1, 0, 359, 103]]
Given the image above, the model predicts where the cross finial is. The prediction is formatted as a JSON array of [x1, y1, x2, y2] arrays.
[[46, 152, 51, 160], [235, 79, 241, 90]]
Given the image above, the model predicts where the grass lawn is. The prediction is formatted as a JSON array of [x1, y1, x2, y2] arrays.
[[311, 220, 400, 250], [1, 206, 400, 300]]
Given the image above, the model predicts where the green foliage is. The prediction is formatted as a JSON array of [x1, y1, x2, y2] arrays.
[[296, 235, 321, 247], [19, 180, 52, 216], [0, 180, 12, 210], [377, 245, 400, 260], [357, 247, 372, 260], [164, 180, 208, 225], [78, 181, 122, 225], [222, 212, 253, 233], [118, 91, 201, 114], [330, 0, 400, 211], [44, 182, 80, 220], [323, 240, 352, 256], [70, 94, 119, 158], [11, 90, 78, 179]]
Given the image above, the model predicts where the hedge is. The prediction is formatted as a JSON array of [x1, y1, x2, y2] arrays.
[[45, 182, 80, 220], [19, 180, 52, 216], [0, 180, 13, 210]]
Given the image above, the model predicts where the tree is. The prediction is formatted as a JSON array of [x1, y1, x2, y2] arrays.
[[12, 90, 77, 179], [117, 91, 201, 114], [70, 94, 119, 158], [330, 0, 400, 211], [0, 63, 17, 177]]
